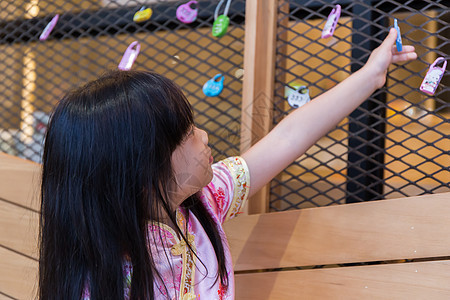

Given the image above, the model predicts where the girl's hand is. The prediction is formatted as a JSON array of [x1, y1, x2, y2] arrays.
[[364, 27, 417, 89]]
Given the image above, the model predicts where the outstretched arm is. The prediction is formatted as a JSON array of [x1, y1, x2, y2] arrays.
[[242, 28, 417, 198]]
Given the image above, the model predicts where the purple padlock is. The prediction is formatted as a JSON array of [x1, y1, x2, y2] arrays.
[[39, 14, 59, 41], [321, 4, 341, 39], [420, 57, 447, 96], [118, 41, 140, 71], [177, 1, 198, 24]]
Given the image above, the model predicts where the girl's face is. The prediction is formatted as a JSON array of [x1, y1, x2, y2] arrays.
[[169, 126, 214, 208]]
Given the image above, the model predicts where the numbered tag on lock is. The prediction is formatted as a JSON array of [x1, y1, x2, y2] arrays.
[[118, 41, 141, 71], [287, 86, 310, 108], [212, 0, 231, 37], [321, 4, 340, 39], [203, 74, 225, 97], [177, 1, 198, 24], [133, 7, 152, 23], [420, 57, 446, 95]]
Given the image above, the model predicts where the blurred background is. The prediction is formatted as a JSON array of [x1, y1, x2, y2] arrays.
[[0, 0, 448, 211]]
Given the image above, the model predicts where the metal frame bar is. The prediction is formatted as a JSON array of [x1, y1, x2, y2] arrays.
[[346, 0, 389, 202], [0, 2, 246, 45]]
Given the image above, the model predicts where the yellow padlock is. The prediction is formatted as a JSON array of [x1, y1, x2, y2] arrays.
[[133, 7, 152, 23]]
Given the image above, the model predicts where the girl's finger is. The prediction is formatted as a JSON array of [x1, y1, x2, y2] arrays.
[[382, 28, 398, 49], [392, 51, 417, 63], [391, 45, 415, 54]]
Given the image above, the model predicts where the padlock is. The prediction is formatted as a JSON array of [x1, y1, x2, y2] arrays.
[[420, 57, 446, 95], [40, 14, 59, 41], [203, 74, 225, 97], [212, 0, 231, 37], [321, 5, 340, 39], [287, 86, 310, 108], [133, 7, 152, 23], [177, 1, 198, 24], [212, 15, 230, 37], [394, 18, 402, 52], [118, 41, 141, 71]]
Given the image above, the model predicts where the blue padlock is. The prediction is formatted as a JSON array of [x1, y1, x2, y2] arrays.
[[203, 74, 224, 97], [394, 18, 402, 52]]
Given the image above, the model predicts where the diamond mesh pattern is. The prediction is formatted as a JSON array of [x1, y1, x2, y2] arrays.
[[0, 0, 245, 163], [1, 1, 447, 211], [272, 0, 449, 211]]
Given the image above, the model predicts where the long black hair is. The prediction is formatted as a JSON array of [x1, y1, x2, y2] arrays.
[[39, 70, 227, 299]]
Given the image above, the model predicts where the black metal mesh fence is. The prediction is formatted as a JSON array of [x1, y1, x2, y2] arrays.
[[271, 0, 449, 211], [1, 0, 448, 210], [0, 0, 245, 163]]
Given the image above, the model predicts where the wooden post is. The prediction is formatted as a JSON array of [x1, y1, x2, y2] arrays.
[[241, 0, 278, 214]]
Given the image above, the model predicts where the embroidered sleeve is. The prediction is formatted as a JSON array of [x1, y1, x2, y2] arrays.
[[221, 156, 250, 221], [201, 156, 250, 223]]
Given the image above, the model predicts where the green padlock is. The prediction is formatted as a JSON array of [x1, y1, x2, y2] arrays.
[[212, 15, 230, 37], [212, 0, 231, 37]]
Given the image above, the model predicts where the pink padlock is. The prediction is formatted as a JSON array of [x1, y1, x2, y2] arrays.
[[39, 14, 59, 41], [177, 1, 198, 24], [420, 57, 447, 95], [118, 41, 141, 71], [321, 4, 341, 39]]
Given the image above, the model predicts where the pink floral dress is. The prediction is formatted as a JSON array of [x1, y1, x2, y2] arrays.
[[82, 156, 250, 300]]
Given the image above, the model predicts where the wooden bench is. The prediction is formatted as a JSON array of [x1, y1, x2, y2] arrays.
[[0, 153, 40, 299], [1, 152, 450, 299], [223, 192, 450, 298]]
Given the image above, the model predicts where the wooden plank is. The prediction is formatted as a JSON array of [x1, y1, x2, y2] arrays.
[[0, 246, 37, 300], [0, 200, 38, 259], [0, 153, 40, 211], [224, 192, 450, 271], [235, 260, 450, 299], [0, 293, 14, 300], [241, 0, 278, 214]]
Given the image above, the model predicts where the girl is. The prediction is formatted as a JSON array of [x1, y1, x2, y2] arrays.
[[39, 28, 416, 299]]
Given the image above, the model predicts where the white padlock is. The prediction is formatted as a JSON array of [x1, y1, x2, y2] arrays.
[[287, 86, 310, 108]]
